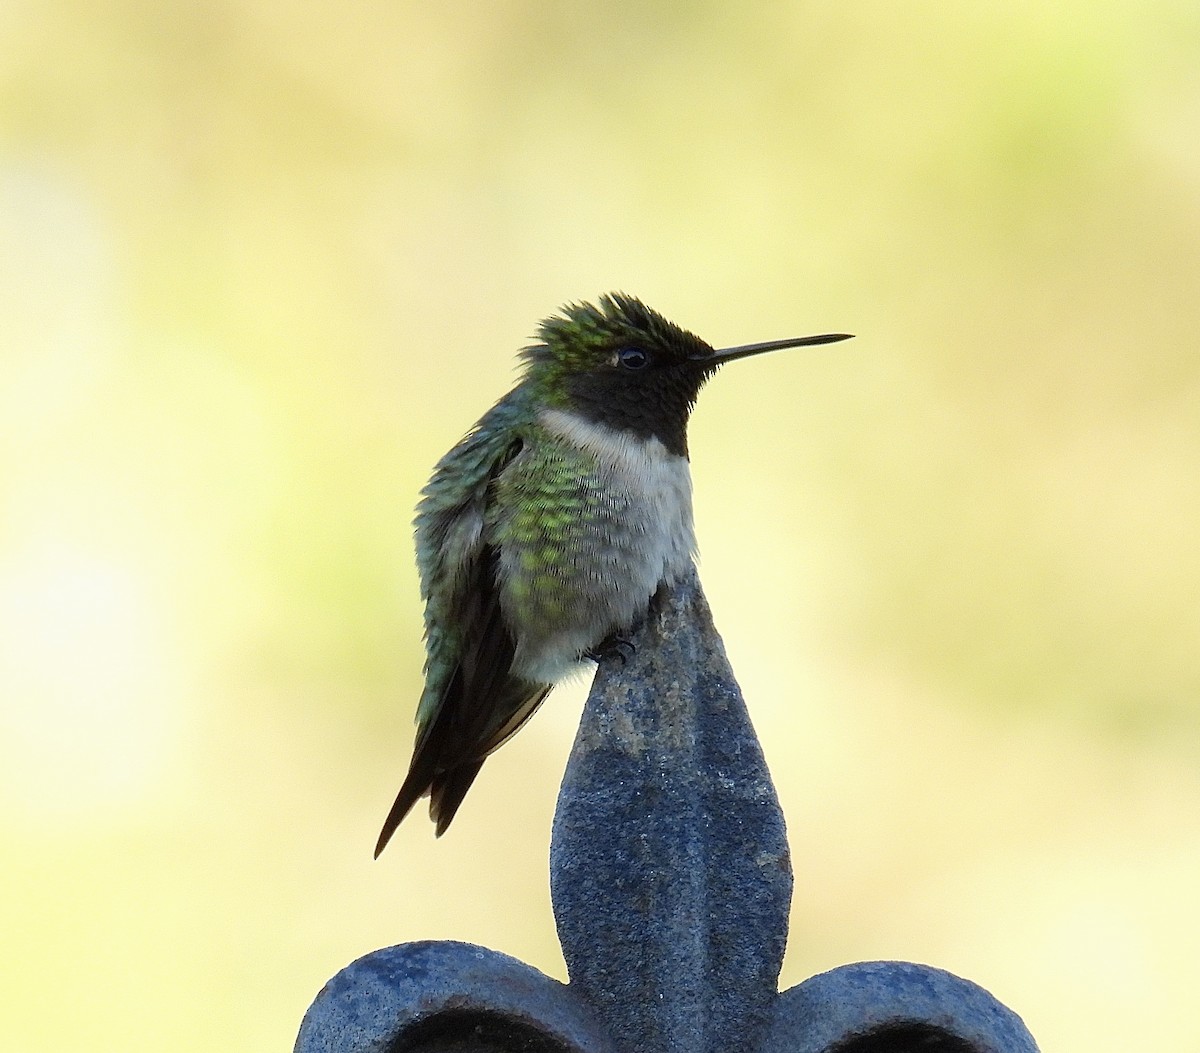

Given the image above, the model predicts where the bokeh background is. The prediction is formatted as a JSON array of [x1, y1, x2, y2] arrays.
[[3, 2, 1198, 1050]]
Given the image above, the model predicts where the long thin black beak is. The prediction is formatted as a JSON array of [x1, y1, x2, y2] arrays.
[[695, 331, 854, 365]]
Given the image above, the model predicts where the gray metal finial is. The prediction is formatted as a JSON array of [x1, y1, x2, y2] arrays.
[[550, 567, 791, 1052], [295, 568, 1039, 1053]]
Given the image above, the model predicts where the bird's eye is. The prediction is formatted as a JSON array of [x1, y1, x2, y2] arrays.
[[617, 346, 649, 370]]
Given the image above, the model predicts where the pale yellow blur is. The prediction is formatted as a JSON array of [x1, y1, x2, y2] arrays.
[[2, 2, 1198, 1050]]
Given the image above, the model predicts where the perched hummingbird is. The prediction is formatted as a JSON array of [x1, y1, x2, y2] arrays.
[[374, 293, 850, 855]]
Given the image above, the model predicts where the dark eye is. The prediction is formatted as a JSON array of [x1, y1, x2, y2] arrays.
[[617, 346, 649, 370]]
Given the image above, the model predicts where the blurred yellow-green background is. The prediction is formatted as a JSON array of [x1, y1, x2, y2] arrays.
[[3, 2, 1199, 1050]]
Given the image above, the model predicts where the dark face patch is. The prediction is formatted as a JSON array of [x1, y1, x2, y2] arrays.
[[562, 355, 714, 458], [524, 294, 723, 458]]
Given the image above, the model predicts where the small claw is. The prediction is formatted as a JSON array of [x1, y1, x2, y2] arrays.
[[584, 634, 636, 666]]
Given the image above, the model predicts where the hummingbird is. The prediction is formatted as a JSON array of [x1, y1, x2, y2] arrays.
[[374, 293, 851, 855]]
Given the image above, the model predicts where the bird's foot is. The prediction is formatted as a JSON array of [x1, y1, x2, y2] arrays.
[[584, 633, 636, 666]]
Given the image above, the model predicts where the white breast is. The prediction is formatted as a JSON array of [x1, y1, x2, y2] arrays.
[[505, 408, 696, 682], [539, 407, 697, 586]]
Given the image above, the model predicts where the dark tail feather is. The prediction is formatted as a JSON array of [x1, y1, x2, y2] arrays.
[[429, 760, 485, 837], [373, 753, 486, 856], [374, 750, 438, 858]]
